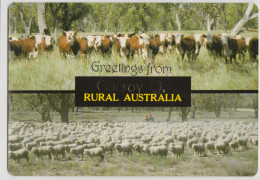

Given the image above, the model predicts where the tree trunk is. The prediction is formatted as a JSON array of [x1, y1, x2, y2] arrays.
[[179, 107, 188, 121], [60, 94, 69, 123], [207, 14, 214, 32], [191, 109, 195, 119], [19, 10, 33, 36], [176, 12, 181, 31], [230, 3, 258, 35], [166, 107, 172, 122], [223, 4, 227, 32], [37, 3, 48, 35], [53, 17, 57, 43], [49, 3, 62, 43]]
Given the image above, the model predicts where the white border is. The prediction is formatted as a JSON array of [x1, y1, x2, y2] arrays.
[[1, 0, 259, 180]]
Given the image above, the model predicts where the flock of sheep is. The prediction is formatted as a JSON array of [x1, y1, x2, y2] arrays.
[[8, 120, 258, 164]]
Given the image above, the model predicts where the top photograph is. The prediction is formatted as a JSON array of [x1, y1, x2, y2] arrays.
[[8, 2, 258, 90]]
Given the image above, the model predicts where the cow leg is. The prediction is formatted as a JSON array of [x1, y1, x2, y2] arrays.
[[181, 53, 185, 61], [187, 53, 191, 62]]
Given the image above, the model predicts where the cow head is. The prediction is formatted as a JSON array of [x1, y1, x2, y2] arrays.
[[117, 35, 128, 50], [194, 34, 203, 55], [35, 35, 43, 46], [206, 34, 214, 48], [87, 35, 96, 48], [138, 33, 150, 60], [220, 33, 229, 48], [220, 34, 233, 57], [175, 34, 183, 48], [245, 37, 252, 47], [43, 35, 54, 46], [94, 35, 103, 50], [63, 31, 77, 46]]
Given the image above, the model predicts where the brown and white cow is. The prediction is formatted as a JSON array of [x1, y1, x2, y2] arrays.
[[9, 39, 22, 58], [248, 37, 258, 62], [158, 33, 167, 54], [148, 34, 161, 62], [127, 35, 140, 58], [194, 34, 206, 56], [175, 34, 196, 62], [165, 33, 175, 52], [76, 38, 89, 59], [231, 36, 246, 62], [205, 34, 222, 60], [100, 35, 112, 56], [58, 31, 79, 58], [221, 34, 238, 64], [138, 33, 151, 61], [116, 34, 129, 57], [35, 34, 54, 52]]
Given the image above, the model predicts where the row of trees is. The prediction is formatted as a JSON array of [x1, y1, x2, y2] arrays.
[[9, 3, 258, 39], [9, 93, 258, 123]]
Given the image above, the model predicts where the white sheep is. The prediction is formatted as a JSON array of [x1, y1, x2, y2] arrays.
[[52, 144, 70, 161], [9, 149, 29, 163], [229, 140, 239, 151], [168, 143, 184, 158], [205, 141, 215, 155], [215, 141, 230, 155], [146, 145, 168, 158], [9, 143, 22, 151], [99, 141, 115, 156], [114, 142, 133, 156], [31, 146, 55, 161], [70, 145, 84, 160], [84, 147, 104, 160], [192, 143, 205, 156]]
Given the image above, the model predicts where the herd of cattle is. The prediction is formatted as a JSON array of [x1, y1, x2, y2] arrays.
[[8, 120, 258, 164], [9, 30, 258, 63]]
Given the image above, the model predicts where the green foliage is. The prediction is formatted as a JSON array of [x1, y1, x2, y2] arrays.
[[8, 3, 258, 34]]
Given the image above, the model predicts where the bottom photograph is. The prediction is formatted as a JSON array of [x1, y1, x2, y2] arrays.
[[7, 93, 258, 176]]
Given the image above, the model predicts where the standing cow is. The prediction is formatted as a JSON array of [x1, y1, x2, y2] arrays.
[[127, 35, 140, 59], [221, 34, 238, 64], [175, 34, 196, 62], [205, 34, 222, 60], [248, 37, 258, 62], [58, 31, 79, 58]]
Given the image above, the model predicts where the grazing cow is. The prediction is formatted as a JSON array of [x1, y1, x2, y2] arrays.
[[175, 34, 196, 62], [127, 35, 140, 58], [149, 34, 161, 62], [9, 40, 22, 57], [100, 35, 112, 55], [231, 36, 246, 61], [139, 33, 151, 61], [158, 33, 167, 54], [35, 34, 54, 52], [113, 37, 121, 54], [20, 37, 38, 59], [205, 34, 222, 60], [76, 38, 88, 59], [94, 35, 103, 52], [58, 31, 79, 58], [221, 34, 238, 64], [116, 34, 129, 57], [194, 34, 206, 56], [248, 37, 258, 62], [165, 33, 175, 52], [86, 35, 96, 55]]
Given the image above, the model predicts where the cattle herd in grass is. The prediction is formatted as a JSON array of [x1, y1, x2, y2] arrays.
[[9, 30, 258, 63], [8, 120, 258, 164]]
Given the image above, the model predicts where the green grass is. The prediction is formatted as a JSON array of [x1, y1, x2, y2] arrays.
[[8, 30, 258, 90]]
